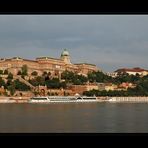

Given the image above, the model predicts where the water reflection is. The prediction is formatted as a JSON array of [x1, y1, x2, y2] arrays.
[[0, 103, 148, 132]]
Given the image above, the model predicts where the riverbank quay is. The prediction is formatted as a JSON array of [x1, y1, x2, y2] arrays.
[[0, 96, 30, 103], [0, 96, 106, 103], [1, 96, 148, 103], [108, 97, 148, 102]]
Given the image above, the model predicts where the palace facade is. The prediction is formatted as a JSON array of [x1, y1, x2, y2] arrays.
[[0, 49, 99, 77]]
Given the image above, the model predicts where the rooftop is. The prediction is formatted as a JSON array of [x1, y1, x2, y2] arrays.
[[74, 63, 96, 66], [115, 67, 148, 72], [36, 57, 62, 61]]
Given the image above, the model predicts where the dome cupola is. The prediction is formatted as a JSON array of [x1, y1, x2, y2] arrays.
[[61, 49, 71, 64], [61, 49, 70, 56]]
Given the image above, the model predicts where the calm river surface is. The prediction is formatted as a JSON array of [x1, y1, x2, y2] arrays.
[[0, 102, 148, 133]]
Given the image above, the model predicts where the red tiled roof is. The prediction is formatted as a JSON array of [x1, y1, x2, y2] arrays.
[[115, 67, 148, 73]]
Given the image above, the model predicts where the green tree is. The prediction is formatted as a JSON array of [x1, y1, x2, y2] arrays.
[[0, 70, 3, 74], [14, 79, 31, 91], [29, 76, 45, 86], [17, 70, 22, 75], [6, 79, 12, 86], [61, 70, 75, 83], [4, 69, 8, 75], [61, 70, 88, 85], [0, 77, 6, 87], [21, 65, 28, 76], [87, 71, 97, 83], [87, 71, 112, 83], [74, 74, 88, 85], [60, 81, 67, 89], [8, 85, 16, 96], [7, 72, 13, 80], [31, 71, 38, 76], [45, 78, 61, 89]]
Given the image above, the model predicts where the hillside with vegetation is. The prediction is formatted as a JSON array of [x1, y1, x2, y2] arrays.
[[0, 64, 148, 96]]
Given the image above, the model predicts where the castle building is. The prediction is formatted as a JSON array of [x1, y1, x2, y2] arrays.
[[0, 49, 99, 77]]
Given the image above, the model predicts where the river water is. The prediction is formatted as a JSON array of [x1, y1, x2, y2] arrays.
[[0, 102, 148, 133]]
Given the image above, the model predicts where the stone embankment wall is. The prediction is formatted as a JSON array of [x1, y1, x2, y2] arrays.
[[108, 97, 148, 102], [0, 96, 30, 103]]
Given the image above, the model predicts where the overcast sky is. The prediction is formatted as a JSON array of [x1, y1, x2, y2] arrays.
[[0, 15, 148, 72]]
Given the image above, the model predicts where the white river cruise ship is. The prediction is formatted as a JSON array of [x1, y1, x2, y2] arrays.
[[29, 95, 98, 103]]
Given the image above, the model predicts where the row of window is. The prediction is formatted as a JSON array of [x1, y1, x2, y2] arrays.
[[0, 63, 61, 69]]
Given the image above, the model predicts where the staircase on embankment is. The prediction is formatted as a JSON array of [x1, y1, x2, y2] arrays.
[[13, 75, 35, 90]]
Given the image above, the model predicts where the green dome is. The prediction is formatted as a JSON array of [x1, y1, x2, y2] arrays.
[[61, 49, 70, 56]]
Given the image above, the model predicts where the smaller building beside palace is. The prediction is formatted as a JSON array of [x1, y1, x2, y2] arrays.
[[106, 67, 148, 77], [0, 49, 99, 77], [115, 67, 148, 76]]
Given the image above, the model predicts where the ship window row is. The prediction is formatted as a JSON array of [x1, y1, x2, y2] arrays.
[[31, 98, 48, 100]]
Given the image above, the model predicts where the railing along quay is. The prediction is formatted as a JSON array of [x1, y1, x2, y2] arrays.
[[108, 97, 148, 102]]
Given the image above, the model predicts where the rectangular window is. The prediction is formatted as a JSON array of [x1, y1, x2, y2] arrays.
[[55, 65, 60, 69], [3, 64, 8, 67]]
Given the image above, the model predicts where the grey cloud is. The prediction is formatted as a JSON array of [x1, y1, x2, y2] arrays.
[[0, 15, 148, 72]]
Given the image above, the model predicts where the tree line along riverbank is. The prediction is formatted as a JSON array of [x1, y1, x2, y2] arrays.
[[0, 67, 148, 97]]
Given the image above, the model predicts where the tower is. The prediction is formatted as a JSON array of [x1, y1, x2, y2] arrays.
[[61, 49, 71, 64]]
